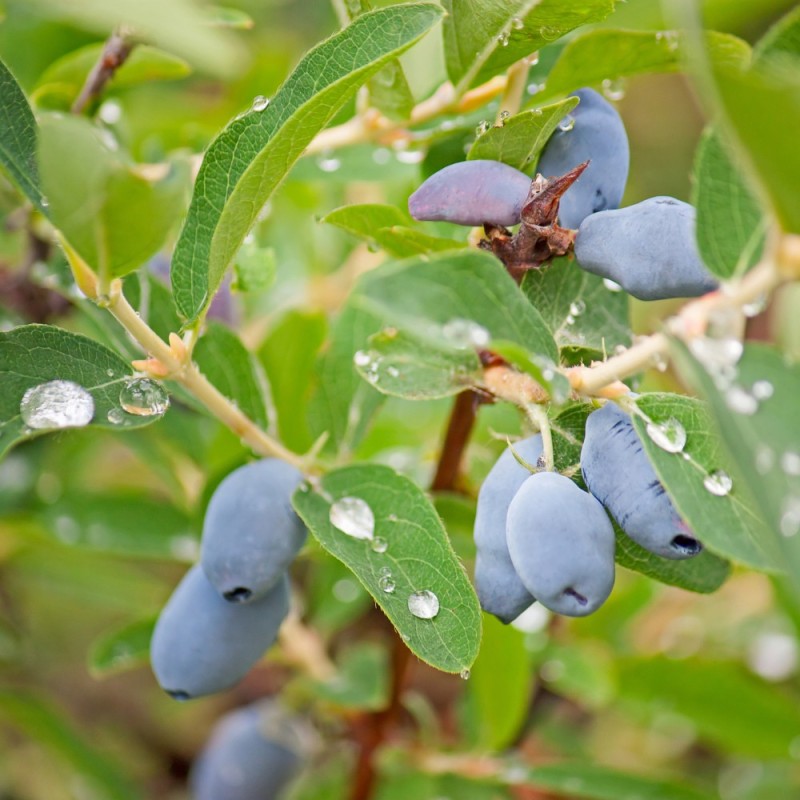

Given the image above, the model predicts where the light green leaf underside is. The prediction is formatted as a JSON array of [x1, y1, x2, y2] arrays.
[[292, 464, 481, 673], [468, 97, 579, 172], [89, 617, 156, 677], [0, 325, 161, 460], [443, 0, 615, 91], [691, 127, 767, 280], [171, 4, 443, 323], [539, 29, 751, 100], [0, 57, 45, 211], [633, 393, 780, 571]]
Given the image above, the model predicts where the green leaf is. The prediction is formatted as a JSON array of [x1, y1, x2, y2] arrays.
[[523, 762, 709, 800], [354, 327, 483, 400], [467, 97, 579, 171], [754, 3, 800, 65], [0, 325, 164, 460], [171, 4, 443, 323], [0, 57, 45, 211], [632, 393, 781, 571], [691, 127, 767, 280], [522, 256, 631, 358], [35, 44, 191, 107], [260, 310, 327, 453], [618, 657, 800, 759], [540, 30, 751, 100], [311, 643, 389, 710], [38, 115, 189, 281], [38, 493, 198, 561], [27, 0, 243, 78], [670, 341, 800, 586], [442, 0, 615, 91], [205, 5, 255, 29], [357, 250, 558, 361], [308, 300, 386, 455], [89, 617, 156, 677], [193, 321, 270, 429], [0, 690, 140, 799], [713, 60, 800, 233], [292, 465, 481, 673], [232, 237, 277, 292], [549, 402, 731, 593], [322, 203, 463, 257], [468, 614, 534, 750]]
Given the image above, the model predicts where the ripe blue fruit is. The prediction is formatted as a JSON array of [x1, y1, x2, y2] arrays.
[[581, 403, 702, 559], [537, 88, 630, 230], [473, 435, 541, 623], [506, 471, 615, 616], [408, 160, 532, 227], [190, 702, 304, 800], [151, 565, 289, 700], [201, 459, 306, 603], [574, 197, 719, 300]]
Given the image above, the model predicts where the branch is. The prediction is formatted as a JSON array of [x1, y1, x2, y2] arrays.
[[430, 390, 482, 493], [71, 28, 136, 115]]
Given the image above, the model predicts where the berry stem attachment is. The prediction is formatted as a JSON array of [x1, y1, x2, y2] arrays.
[[525, 403, 554, 471]]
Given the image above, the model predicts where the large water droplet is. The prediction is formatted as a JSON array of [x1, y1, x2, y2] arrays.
[[558, 115, 575, 133], [330, 496, 375, 540], [378, 574, 396, 594], [119, 378, 169, 417], [20, 380, 94, 430], [646, 418, 687, 453], [408, 590, 439, 619], [442, 319, 490, 348], [371, 536, 388, 554], [251, 95, 270, 112], [703, 470, 733, 497]]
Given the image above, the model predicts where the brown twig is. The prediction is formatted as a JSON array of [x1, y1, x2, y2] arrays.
[[71, 28, 136, 114], [430, 390, 483, 493]]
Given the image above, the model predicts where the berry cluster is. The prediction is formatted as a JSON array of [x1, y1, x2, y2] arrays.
[[409, 88, 718, 299], [475, 404, 703, 622], [151, 459, 306, 699]]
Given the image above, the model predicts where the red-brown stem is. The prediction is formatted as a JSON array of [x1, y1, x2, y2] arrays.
[[71, 29, 135, 114], [430, 390, 481, 493]]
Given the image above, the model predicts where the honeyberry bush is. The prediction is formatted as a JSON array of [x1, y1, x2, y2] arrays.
[[1, 0, 800, 797]]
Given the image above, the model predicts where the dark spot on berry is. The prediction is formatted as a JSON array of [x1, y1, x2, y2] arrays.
[[166, 690, 192, 701], [223, 587, 253, 603], [671, 535, 702, 555], [563, 587, 588, 606]]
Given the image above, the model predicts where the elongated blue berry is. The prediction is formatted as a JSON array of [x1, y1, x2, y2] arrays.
[[507, 472, 615, 616], [202, 459, 306, 603], [408, 160, 532, 227], [474, 436, 541, 623], [151, 565, 289, 700], [537, 88, 629, 229], [574, 197, 719, 300], [581, 403, 702, 559]]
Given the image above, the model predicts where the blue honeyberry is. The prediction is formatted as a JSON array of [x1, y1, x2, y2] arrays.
[[574, 197, 719, 300], [581, 403, 702, 559], [408, 160, 532, 227], [201, 459, 307, 603], [151, 565, 290, 700], [473, 435, 541, 623], [506, 471, 615, 617], [190, 701, 305, 800], [537, 88, 630, 230]]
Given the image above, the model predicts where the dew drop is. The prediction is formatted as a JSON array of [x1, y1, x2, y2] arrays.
[[689, 336, 743, 376], [40, 196, 49, 209], [105, 369, 115, 378], [395, 148, 425, 165], [476, 120, 490, 136], [564, 314, 575, 326], [459, 668, 471, 680], [107, 408, 125, 425], [569, 299, 586, 316], [497, 30, 510, 47], [725, 385, 758, 416], [558, 115, 575, 133], [645, 418, 686, 453], [781, 451, 800, 477], [408, 590, 439, 619], [511, 16, 524, 29], [743, 294, 767, 318], [251, 95, 270, 112], [780, 496, 800, 538], [703, 470, 733, 497], [499, 109, 511, 124], [20, 380, 95, 430], [353, 350, 372, 368], [119, 378, 169, 417], [524, 53, 540, 66], [386, 366, 400, 379], [378, 574, 396, 594], [317, 153, 341, 172], [372, 147, 392, 165], [603, 278, 623, 292], [330, 496, 375, 540], [751, 380, 774, 400], [527, 82, 545, 96], [379, 566, 392, 578], [371, 536, 388, 554], [442, 318, 490, 348], [656, 30, 680, 52], [601, 78, 626, 101]]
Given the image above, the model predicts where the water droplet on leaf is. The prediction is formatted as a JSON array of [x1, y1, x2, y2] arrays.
[[378, 574, 396, 594], [107, 408, 125, 425], [645, 418, 686, 453], [601, 78, 626, 101], [558, 115, 575, 132], [703, 470, 733, 497], [20, 380, 94, 430], [329, 496, 375, 540], [459, 668, 471, 680], [725, 386, 758, 416], [603, 278, 623, 292], [371, 536, 388, 554], [119, 378, 169, 417], [408, 590, 440, 619]]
